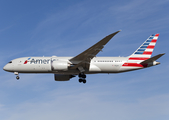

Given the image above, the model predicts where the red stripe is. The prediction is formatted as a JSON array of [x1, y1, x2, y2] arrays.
[[147, 45, 154, 49], [151, 39, 157, 43], [155, 34, 159, 36], [129, 57, 149, 60], [24, 60, 28, 64], [122, 63, 143, 67], [143, 51, 152, 55], [122, 63, 148, 67]]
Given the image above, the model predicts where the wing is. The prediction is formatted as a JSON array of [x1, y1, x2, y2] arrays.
[[69, 30, 121, 71]]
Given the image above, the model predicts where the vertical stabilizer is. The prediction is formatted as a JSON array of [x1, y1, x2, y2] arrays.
[[128, 33, 159, 62]]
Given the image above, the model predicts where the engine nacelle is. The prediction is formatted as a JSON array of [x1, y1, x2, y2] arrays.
[[54, 74, 75, 81], [51, 60, 69, 71]]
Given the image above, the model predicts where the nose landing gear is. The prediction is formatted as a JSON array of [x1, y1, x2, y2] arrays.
[[78, 73, 86, 84], [14, 72, 20, 80], [16, 76, 20, 80]]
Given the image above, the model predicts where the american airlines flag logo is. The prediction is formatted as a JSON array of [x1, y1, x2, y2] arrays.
[[128, 33, 159, 61], [133, 34, 159, 56], [122, 33, 159, 67], [24, 57, 31, 64]]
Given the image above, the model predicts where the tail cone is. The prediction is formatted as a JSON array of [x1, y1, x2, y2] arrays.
[[156, 61, 160, 65]]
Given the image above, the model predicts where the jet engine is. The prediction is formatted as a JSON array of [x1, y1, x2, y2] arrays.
[[51, 60, 70, 71], [54, 74, 75, 81]]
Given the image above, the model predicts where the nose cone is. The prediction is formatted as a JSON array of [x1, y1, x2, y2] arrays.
[[3, 64, 12, 72], [3, 65, 8, 71]]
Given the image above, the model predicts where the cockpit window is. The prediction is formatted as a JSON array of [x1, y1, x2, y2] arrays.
[[8, 61, 12, 63]]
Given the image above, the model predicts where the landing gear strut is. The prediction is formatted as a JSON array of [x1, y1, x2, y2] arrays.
[[78, 73, 86, 84]]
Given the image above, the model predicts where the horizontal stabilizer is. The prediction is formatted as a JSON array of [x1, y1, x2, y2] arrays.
[[140, 53, 165, 64]]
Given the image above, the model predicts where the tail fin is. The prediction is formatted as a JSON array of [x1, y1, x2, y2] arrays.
[[129, 33, 159, 62]]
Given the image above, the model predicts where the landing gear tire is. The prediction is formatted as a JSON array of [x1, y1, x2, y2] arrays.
[[16, 76, 20, 80], [78, 73, 86, 78], [78, 73, 87, 84], [83, 80, 86, 84], [79, 79, 83, 83], [78, 79, 86, 84], [82, 74, 86, 78]]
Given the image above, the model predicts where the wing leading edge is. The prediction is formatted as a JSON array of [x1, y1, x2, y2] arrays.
[[69, 30, 121, 70]]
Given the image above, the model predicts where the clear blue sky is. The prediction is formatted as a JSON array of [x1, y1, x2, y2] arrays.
[[0, 0, 169, 120]]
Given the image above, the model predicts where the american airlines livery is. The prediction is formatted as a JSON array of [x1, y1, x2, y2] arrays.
[[3, 30, 165, 83]]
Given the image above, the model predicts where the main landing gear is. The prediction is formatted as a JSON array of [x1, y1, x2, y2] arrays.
[[14, 72, 20, 80], [78, 73, 86, 84]]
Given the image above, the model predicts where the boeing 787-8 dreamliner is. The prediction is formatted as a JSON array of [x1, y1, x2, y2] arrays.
[[3, 30, 165, 83]]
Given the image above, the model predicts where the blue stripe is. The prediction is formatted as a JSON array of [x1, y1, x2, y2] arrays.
[[143, 43, 150, 45], [137, 49, 146, 51], [152, 34, 155, 36], [146, 40, 152, 42], [140, 46, 147, 48], [149, 37, 154, 39], [135, 52, 144, 54]]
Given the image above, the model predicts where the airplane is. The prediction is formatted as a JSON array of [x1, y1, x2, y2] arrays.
[[3, 30, 165, 83]]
